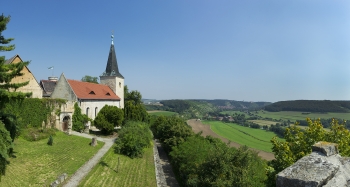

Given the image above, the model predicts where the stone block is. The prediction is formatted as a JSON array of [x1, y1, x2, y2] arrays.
[[276, 152, 339, 187], [312, 141, 338, 156], [91, 137, 97, 147], [50, 180, 59, 187], [57, 173, 67, 183]]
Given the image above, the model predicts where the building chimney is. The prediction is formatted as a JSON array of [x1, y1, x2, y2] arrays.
[[48, 76, 58, 82]]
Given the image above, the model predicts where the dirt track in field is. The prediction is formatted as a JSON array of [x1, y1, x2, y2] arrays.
[[187, 119, 275, 161]]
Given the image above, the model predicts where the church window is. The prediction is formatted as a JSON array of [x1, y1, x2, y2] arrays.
[[95, 107, 98, 117], [86, 107, 90, 117], [119, 82, 121, 88]]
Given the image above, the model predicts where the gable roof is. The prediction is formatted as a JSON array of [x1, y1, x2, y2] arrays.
[[5, 54, 42, 90], [67, 79, 120, 100], [5, 55, 21, 64], [40, 80, 57, 97], [100, 43, 124, 78]]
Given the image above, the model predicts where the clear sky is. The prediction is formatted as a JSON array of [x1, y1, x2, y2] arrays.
[[2, 1, 350, 102]]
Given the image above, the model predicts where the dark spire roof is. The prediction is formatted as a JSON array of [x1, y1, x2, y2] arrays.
[[101, 43, 124, 78]]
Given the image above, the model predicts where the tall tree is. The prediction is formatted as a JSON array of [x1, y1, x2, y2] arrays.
[[123, 86, 149, 122], [0, 14, 31, 181], [81, 75, 98, 84]]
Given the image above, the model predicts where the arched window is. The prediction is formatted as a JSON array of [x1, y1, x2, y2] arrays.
[[95, 107, 98, 117], [86, 107, 90, 117]]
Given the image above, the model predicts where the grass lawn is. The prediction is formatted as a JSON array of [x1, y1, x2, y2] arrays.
[[2, 131, 104, 186], [203, 120, 283, 152], [255, 110, 350, 122], [148, 110, 178, 116], [79, 145, 156, 187]]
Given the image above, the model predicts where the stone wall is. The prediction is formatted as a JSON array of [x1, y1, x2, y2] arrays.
[[276, 142, 350, 187]]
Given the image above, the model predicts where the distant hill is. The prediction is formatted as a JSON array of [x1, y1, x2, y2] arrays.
[[264, 100, 350, 113], [146, 99, 271, 119]]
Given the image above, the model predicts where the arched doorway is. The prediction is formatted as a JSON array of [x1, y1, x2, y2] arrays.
[[62, 116, 70, 131]]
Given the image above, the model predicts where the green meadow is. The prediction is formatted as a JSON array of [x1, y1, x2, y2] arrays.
[[203, 120, 283, 152]]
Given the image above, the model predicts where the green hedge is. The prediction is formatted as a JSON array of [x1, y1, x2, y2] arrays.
[[3, 98, 66, 129]]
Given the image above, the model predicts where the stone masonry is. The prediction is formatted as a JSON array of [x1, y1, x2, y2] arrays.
[[277, 141, 350, 187]]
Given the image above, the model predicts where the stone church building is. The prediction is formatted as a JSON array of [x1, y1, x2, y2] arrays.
[[51, 35, 125, 131]]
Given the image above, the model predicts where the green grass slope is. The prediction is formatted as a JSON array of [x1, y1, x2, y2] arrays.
[[79, 145, 156, 187], [203, 120, 283, 152], [2, 132, 104, 186]]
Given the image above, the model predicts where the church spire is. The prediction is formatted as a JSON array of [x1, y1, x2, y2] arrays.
[[101, 33, 124, 78]]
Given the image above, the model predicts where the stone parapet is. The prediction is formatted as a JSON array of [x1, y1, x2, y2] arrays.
[[276, 142, 350, 187], [312, 141, 338, 156]]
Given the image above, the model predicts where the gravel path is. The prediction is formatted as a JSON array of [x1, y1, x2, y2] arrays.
[[187, 119, 275, 161], [62, 132, 115, 187]]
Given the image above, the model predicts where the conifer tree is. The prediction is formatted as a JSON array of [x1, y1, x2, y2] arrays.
[[0, 14, 31, 108], [0, 14, 31, 181]]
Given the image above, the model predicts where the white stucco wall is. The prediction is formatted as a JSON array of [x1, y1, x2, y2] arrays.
[[100, 76, 124, 108], [80, 99, 120, 120]]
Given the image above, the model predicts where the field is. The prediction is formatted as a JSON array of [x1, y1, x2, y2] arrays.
[[249, 120, 279, 126], [79, 145, 156, 187], [255, 110, 350, 122], [2, 131, 104, 186], [203, 120, 283, 152], [148, 110, 178, 116]]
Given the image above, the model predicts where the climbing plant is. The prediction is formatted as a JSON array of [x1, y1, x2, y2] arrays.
[[2, 98, 66, 130]]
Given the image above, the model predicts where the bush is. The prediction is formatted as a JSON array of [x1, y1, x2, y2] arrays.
[[72, 103, 89, 132], [47, 135, 53, 146], [22, 128, 57, 142], [151, 116, 193, 153], [114, 121, 152, 158], [94, 105, 123, 135], [170, 135, 267, 187]]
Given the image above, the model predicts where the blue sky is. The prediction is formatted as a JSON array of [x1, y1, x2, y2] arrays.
[[2, 1, 350, 102]]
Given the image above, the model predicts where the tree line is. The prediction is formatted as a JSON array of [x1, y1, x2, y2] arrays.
[[265, 100, 350, 112], [150, 115, 267, 186]]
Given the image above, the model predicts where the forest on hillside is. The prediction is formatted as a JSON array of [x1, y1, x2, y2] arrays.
[[264, 100, 350, 112], [144, 99, 271, 119]]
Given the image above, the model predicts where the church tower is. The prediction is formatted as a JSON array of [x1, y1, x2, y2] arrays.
[[100, 34, 125, 108]]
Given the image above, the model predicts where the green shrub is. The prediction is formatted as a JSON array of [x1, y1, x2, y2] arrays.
[[22, 128, 57, 142], [47, 135, 53, 146], [94, 105, 123, 135], [72, 103, 89, 132], [114, 121, 152, 158]]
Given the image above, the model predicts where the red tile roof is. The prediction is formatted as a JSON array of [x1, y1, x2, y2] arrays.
[[67, 79, 120, 100]]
